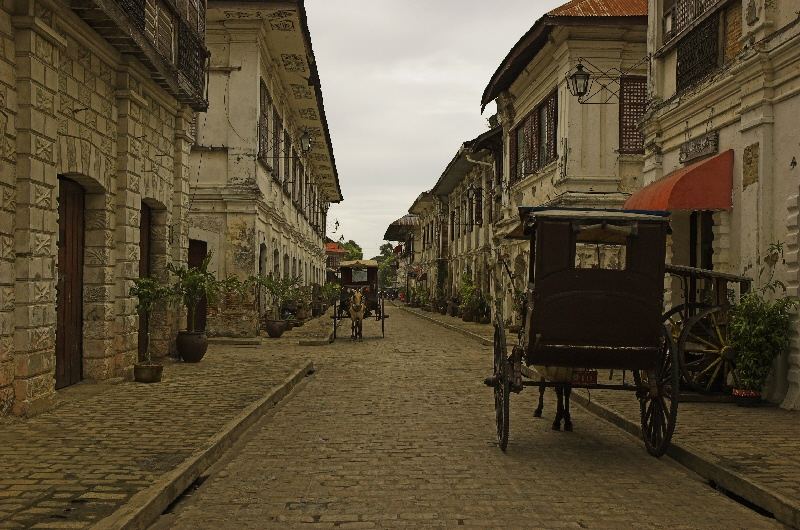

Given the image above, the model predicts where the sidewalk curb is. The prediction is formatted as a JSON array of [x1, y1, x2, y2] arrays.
[[399, 306, 492, 347], [570, 390, 800, 528], [92, 360, 315, 530], [403, 305, 800, 528]]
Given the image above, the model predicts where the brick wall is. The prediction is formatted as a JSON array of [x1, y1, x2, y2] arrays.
[[724, 2, 743, 64]]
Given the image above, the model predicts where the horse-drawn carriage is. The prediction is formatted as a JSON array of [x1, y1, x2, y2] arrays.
[[332, 259, 387, 340], [486, 207, 754, 457]]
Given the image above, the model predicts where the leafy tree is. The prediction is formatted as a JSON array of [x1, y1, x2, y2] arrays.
[[339, 239, 363, 261]]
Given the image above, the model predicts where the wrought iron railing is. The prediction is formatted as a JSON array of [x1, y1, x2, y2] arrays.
[[664, 0, 720, 43], [118, 0, 145, 32], [676, 12, 719, 92], [177, 20, 207, 101]]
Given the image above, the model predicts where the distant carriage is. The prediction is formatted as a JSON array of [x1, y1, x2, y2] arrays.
[[332, 259, 387, 339]]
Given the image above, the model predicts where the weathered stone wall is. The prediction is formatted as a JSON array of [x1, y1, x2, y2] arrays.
[[0, 0, 18, 414], [1, 0, 192, 416]]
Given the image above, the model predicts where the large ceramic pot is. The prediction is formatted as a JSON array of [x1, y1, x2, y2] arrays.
[[296, 307, 310, 321], [265, 319, 287, 338], [447, 302, 458, 317], [134, 363, 163, 383], [176, 331, 208, 363], [462, 310, 474, 323]]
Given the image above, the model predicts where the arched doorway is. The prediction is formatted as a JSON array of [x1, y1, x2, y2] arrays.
[[188, 239, 208, 331], [56, 177, 85, 389], [138, 202, 152, 361]]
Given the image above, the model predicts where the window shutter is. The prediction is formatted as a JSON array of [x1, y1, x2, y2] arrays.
[[529, 111, 539, 172], [156, 4, 175, 62], [509, 128, 518, 183], [619, 77, 646, 154], [547, 92, 558, 163]]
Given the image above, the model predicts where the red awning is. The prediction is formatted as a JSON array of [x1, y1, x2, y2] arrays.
[[624, 150, 733, 211]]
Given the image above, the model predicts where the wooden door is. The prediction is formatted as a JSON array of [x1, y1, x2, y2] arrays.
[[187, 239, 207, 331], [56, 177, 85, 389], [138, 203, 152, 361]]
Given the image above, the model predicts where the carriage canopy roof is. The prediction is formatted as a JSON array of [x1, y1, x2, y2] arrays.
[[339, 259, 379, 269], [505, 207, 670, 239]]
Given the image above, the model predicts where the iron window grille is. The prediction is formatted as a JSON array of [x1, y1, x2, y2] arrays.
[[676, 11, 720, 93], [665, 0, 720, 44], [619, 76, 647, 154], [258, 81, 272, 163]]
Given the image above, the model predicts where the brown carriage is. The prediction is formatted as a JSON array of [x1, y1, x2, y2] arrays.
[[486, 208, 678, 456], [332, 259, 386, 339]]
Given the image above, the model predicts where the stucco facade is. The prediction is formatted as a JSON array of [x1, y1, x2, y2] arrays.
[[190, 1, 341, 337], [0, 0, 206, 415], [639, 0, 800, 408]]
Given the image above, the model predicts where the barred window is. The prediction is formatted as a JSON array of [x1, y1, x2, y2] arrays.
[[619, 76, 646, 154], [272, 108, 281, 181], [450, 210, 455, 241], [283, 130, 291, 192], [510, 91, 558, 182], [258, 81, 271, 162], [475, 189, 483, 226], [676, 12, 719, 93]]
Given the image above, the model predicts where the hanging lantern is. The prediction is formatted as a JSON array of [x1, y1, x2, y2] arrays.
[[568, 63, 591, 98]]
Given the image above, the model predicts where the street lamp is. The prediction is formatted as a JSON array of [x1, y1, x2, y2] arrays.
[[300, 129, 313, 153], [567, 63, 591, 98]]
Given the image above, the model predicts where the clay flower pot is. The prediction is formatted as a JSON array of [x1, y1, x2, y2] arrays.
[[176, 331, 208, 363], [265, 319, 287, 338], [134, 363, 163, 383], [732, 388, 762, 407]]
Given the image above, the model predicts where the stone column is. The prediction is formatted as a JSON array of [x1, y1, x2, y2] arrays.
[[781, 192, 800, 409], [113, 70, 145, 373], [11, 7, 65, 415], [0, 2, 18, 414]]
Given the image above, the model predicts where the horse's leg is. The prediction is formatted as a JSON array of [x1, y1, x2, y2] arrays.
[[533, 377, 545, 418], [563, 385, 573, 432], [351, 317, 356, 340], [357, 317, 363, 341], [552, 385, 563, 431]]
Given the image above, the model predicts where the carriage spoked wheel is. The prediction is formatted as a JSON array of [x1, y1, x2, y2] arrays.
[[493, 323, 510, 451], [677, 306, 734, 393], [661, 303, 707, 343], [634, 325, 679, 457]]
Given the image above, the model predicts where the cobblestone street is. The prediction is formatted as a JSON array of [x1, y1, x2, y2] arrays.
[[154, 308, 780, 529]]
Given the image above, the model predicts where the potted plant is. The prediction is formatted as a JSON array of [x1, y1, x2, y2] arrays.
[[168, 255, 225, 362], [130, 276, 171, 382], [729, 243, 798, 405], [256, 274, 301, 338], [459, 274, 479, 322]]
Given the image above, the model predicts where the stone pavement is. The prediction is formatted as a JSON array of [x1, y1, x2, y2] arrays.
[[0, 339, 311, 529], [154, 308, 778, 529], [402, 304, 800, 527]]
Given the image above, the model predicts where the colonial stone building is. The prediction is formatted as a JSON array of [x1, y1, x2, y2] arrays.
[[430, 127, 501, 301], [0, 0, 207, 415], [383, 213, 418, 297], [625, 0, 800, 408], [189, 0, 342, 336], [480, 0, 648, 321]]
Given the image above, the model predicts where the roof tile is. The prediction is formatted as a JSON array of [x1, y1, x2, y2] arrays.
[[548, 0, 648, 17]]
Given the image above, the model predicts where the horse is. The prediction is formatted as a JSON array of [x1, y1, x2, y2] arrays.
[[348, 289, 365, 341], [533, 366, 574, 431]]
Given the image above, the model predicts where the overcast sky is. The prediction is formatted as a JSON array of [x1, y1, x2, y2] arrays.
[[306, 0, 564, 259]]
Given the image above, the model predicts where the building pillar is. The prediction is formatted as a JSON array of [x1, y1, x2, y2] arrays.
[[781, 192, 800, 409], [0, 2, 17, 414], [11, 7, 65, 415]]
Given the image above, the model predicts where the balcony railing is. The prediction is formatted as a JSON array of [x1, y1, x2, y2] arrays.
[[663, 0, 721, 43]]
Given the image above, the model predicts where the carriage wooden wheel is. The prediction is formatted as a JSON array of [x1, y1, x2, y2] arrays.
[[493, 323, 510, 451], [677, 306, 734, 393], [634, 325, 679, 457]]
